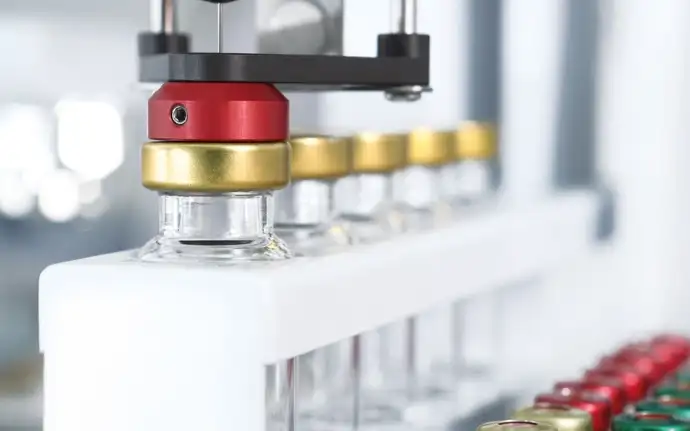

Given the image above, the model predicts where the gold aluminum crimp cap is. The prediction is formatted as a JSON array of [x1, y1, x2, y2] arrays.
[[290, 134, 352, 180], [512, 405, 593, 431], [351, 132, 407, 174], [141, 141, 291, 192], [477, 420, 557, 431], [455, 121, 498, 160], [407, 128, 456, 167]]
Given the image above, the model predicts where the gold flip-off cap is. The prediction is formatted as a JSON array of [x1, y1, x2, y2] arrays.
[[512, 405, 593, 431], [290, 135, 352, 180], [351, 132, 407, 174], [141, 141, 291, 192], [407, 128, 456, 167], [455, 121, 498, 160], [478, 420, 557, 431]]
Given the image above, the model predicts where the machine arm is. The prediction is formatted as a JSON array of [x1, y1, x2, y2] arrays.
[[137, 0, 430, 100]]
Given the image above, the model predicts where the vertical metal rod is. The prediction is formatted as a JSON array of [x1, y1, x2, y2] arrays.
[[287, 357, 296, 431], [392, 0, 418, 34], [217, 3, 224, 52], [150, 0, 177, 34], [351, 336, 361, 431], [452, 301, 466, 375], [405, 317, 417, 400]]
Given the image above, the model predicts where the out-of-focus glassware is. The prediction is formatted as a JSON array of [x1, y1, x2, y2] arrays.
[[397, 128, 456, 230], [395, 129, 462, 429], [334, 132, 412, 431], [339, 132, 408, 243], [445, 122, 498, 210], [273, 135, 357, 430], [275, 135, 353, 255]]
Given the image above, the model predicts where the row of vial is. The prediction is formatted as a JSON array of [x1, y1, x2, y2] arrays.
[[138, 122, 497, 262], [478, 334, 690, 431], [136, 119, 498, 429], [260, 124, 498, 430]]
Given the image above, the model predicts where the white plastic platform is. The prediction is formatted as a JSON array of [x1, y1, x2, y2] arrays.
[[40, 190, 599, 365], [37, 190, 598, 431]]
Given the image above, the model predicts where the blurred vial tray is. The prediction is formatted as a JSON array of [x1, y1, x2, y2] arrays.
[[40, 189, 599, 365]]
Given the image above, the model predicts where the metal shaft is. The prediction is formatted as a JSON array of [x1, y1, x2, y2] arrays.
[[150, 0, 177, 34], [351, 335, 361, 430], [392, 0, 417, 34], [406, 317, 417, 399], [452, 301, 466, 374], [217, 3, 224, 52]]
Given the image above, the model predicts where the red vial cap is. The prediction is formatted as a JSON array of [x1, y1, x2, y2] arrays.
[[555, 378, 626, 414], [584, 367, 648, 403], [618, 343, 684, 379], [652, 334, 690, 355], [602, 352, 665, 386], [644, 338, 690, 370], [535, 392, 611, 431], [148, 82, 289, 142]]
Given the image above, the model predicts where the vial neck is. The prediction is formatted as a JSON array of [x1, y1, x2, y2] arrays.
[[398, 165, 442, 209], [274, 180, 336, 229], [158, 192, 273, 243], [342, 173, 394, 216], [450, 160, 492, 201]]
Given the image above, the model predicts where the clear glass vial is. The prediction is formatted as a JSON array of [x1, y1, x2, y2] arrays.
[[296, 341, 357, 431], [134, 140, 294, 431], [275, 135, 353, 255], [273, 135, 356, 430], [391, 131, 464, 430], [446, 122, 498, 207], [398, 128, 457, 230], [138, 141, 292, 263], [336, 132, 413, 430], [340, 132, 409, 243]]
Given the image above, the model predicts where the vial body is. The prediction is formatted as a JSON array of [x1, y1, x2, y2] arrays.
[[341, 173, 406, 243], [275, 179, 353, 255], [449, 160, 494, 207], [297, 341, 357, 431], [138, 192, 291, 263], [397, 165, 453, 230]]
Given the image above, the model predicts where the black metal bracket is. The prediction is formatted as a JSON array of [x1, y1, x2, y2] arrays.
[[137, 33, 431, 92]]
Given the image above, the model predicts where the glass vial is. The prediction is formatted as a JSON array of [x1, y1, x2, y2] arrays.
[[398, 128, 456, 230], [275, 135, 354, 255], [446, 122, 499, 208], [138, 142, 292, 263], [336, 132, 412, 430], [272, 135, 357, 430], [297, 341, 357, 431], [339, 132, 409, 243], [266, 359, 296, 431], [394, 129, 462, 429], [135, 140, 294, 431]]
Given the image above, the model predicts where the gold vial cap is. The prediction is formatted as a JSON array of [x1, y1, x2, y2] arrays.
[[512, 405, 593, 431], [141, 141, 291, 192], [290, 135, 352, 180], [477, 420, 557, 431], [455, 121, 498, 160], [351, 132, 408, 174], [407, 128, 456, 167]]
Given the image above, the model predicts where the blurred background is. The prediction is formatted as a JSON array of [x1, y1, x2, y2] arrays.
[[3, 0, 690, 428]]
